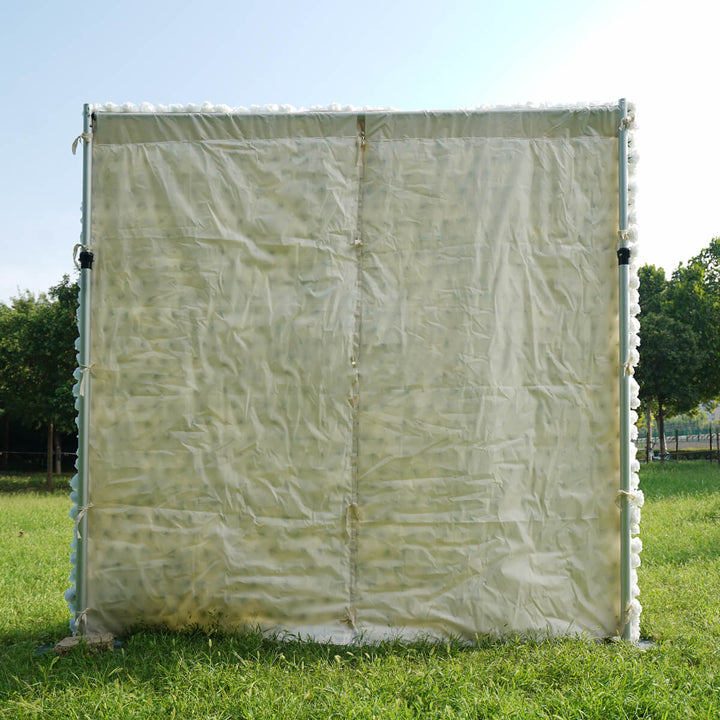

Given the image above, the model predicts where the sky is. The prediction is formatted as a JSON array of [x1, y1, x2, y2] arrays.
[[0, 0, 717, 303]]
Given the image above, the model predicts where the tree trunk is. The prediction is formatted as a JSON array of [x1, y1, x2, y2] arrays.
[[646, 406, 652, 462], [54, 431, 62, 475], [1, 416, 8, 470], [46, 422, 54, 491], [656, 403, 666, 463]]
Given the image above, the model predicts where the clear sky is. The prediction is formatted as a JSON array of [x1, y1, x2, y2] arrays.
[[0, 0, 716, 302]]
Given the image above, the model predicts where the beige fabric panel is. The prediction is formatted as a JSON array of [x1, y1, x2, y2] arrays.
[[87, 114, 360, 640], [84, 108, 621, 640], [357, 114, 620, 638]]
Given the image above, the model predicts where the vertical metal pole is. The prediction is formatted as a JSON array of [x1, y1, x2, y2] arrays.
[[617, 98, 632, 641], [75, 103, 93, 634]]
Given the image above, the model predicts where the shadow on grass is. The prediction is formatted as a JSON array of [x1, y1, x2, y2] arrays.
[[0, 625, 463, 699], [2, 624, 492, 663], [0, 624, 620, 700], [0, 621, 71, 652], [640, 462, 720, 501]]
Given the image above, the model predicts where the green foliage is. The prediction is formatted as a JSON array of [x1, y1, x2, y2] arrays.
[[668, 254, 720, 404], [2, 466, 720, 718], [691, 237, 720, 297], [0, 276, 78, 435], [635, 304, 700, 417], [636, 241, 720, 454]]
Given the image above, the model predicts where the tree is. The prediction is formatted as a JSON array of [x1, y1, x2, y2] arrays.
[[677, 238, 720, 399], [0, 276, 78, 488], [635, 304, 700, 459], [691, 237, 720, 295], [636, 242, 720, 460]]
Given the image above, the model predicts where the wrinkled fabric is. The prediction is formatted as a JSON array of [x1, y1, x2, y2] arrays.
[[84, 108, 622, 640]]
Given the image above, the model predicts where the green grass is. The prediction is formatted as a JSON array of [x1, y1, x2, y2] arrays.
[[0, 472, 71, 494], [1, 466, 720, 719], [0, 481, 73, 646]]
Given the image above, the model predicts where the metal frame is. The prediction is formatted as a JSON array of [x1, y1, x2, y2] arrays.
[[617, 98, 632, 641], [70, 102, 635, 639], [75, 103, 93, 634]]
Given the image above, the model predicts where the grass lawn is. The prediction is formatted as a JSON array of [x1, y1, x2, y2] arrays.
[[1, 464, 720, 719]]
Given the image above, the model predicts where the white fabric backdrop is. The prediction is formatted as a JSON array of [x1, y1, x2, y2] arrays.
[[82, 107, 625, 640]]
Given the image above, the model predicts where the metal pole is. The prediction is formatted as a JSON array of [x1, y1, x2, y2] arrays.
[[617, 98, 632, 641], [75, 103, 94, 635]]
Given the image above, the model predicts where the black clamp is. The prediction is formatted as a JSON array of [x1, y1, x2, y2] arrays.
[[79, 250, 95, 270], [617, 248, 631, 266]]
